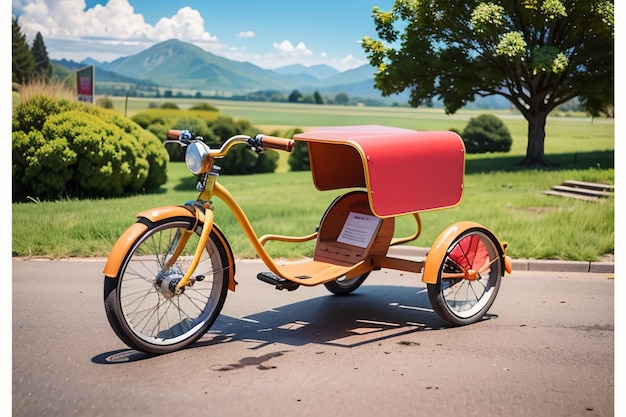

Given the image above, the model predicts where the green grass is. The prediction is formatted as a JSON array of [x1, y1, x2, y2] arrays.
[[12, 100, 614, 262], [12, 159, 613, 262]]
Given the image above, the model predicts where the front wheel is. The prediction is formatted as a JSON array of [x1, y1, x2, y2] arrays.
[[427, 227, 502, 326], [323, 273, 370, 295], [104, 219, 231, 354]]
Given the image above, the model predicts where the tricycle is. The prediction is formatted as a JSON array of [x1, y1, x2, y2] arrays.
[[103, 125, 512, 354]]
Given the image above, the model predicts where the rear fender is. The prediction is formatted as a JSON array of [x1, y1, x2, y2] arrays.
[[103, 206, 237, 291], [422, 221, 506, 284]]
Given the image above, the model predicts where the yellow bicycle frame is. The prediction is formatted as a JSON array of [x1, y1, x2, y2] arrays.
[[104, 128, 511, 297]]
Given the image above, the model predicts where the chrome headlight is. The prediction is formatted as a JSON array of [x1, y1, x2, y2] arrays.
[[185, 141, 211, 174]]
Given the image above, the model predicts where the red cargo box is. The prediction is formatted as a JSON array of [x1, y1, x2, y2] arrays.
[[294, 125, 465, 217]]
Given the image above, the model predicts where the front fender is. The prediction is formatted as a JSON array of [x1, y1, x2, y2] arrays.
[[422, 221, 506, 284], [103, 206, 236, 291]]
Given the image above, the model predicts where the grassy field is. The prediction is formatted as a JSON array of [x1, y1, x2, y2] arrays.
[[12, 98, 614, 262], [109, 96, 614, 160]]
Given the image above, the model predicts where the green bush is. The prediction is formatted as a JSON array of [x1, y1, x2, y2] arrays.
[[131, 112, 165, 129], [12, 95, 169, 201], [255, 150, 279, 173], [208, 116, 279, 175], [461, 114, 513, 153], [285, 128, 309, 171], [131, 108, 219, 130], [12, 94, 63, 133], [96, 96, 114, 109], [129, 111, 281, 175], [189, 102, 219, 112]]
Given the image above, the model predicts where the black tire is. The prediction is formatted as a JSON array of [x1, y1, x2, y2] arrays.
[[104, 219, 230, 354], [427, 227, 502, 326], [323, 273, 370, 295]]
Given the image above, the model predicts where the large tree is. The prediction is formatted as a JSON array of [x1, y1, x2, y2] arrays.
[[12, 17, 36, 84], [362, 0, 614, 166], [31, 32, 52, 80]]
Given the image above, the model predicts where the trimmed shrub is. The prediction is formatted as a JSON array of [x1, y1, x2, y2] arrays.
[[190, 102, 219, 112], [131, 108, 219, 130], [12, 95, 169, 201], [285, 128, 310, 171], [12, 94, 63, 133], [130, 110, 283, 175], [96, 96, 114, 109], [461, 114, 512, 153], [160, 102, 179, 109], [210, 116, 255, 174], [255, 150, 279, 173]]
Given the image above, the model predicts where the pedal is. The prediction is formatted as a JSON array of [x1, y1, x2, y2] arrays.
[[256, 272, 300, 291]]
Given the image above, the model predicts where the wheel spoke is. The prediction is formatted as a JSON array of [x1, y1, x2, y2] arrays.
[[105, 220, 229, 353], [428, 227, 502, 324]]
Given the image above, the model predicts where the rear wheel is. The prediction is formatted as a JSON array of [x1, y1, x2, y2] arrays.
[[323, 273, 370, 295], [104, 219, 230, 354], [427, 227, 502, 326]]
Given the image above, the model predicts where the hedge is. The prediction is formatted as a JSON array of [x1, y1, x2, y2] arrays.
[[12, 95, 169, 201]]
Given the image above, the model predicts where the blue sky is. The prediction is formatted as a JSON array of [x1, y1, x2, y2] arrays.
[[11, 0, 397, 71]]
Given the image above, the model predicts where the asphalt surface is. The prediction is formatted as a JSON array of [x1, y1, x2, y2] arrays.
[[11, 252, 616, 417]]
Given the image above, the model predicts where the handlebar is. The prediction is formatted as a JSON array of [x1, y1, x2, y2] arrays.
[[166, 129, 294, 153], [250, 134, 295, 152], [167, 129, 295, 176], [167, 129, 184, 140]]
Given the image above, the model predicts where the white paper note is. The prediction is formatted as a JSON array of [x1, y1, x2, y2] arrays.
[[337, 212, 381, 248]]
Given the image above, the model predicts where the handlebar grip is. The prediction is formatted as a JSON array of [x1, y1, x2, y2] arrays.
[[167, 129, 183, 140], [255, 134, 295, 152]]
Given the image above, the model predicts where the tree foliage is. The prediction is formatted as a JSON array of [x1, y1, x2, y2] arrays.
[[31, 32, 52, 80], [335, 92, 349, 105], [362, 0, 614, 166], [288, 89, 302, 103], [313, 91, 324, 104], [12, 17, 35, 84]]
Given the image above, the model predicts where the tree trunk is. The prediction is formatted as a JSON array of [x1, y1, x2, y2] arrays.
[[519, 110, 551, 167]]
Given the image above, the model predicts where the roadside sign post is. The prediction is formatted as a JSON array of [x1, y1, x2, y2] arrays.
[[76, 65, 94, 103]]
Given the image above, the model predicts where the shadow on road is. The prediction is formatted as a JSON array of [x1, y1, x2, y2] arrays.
[[92, 284, 498, 365]]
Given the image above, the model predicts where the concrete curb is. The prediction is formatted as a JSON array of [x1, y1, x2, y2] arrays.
[[12, 248, 615, 274], [387, 245, 614, 274]]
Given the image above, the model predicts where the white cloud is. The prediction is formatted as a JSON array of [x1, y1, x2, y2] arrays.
[[152, 7, 217, 43], [272, 40, 313, 56], [324, 54, 369, 72], [11, 1, 365, 71], [237, 31, 255, 38], [14, 0, 221, 61]]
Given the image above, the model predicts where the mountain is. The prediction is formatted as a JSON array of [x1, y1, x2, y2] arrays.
[[52, 58, 157, 85], [80, 39, 383, 98], [98, 39, 297, 93], [273, 64, 339, 81], [53, 39, 510, 108], [322, 65, 377, 88]]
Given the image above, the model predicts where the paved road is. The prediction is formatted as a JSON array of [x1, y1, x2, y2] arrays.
[[12, 259, 615, 417]]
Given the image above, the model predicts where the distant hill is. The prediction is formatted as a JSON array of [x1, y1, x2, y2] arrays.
[[273, 64, 339, 81], [62, 39, 383, 99], [98, 39, 296, 93], [51, 38, 511, 108], [52, 58, 157, 86]]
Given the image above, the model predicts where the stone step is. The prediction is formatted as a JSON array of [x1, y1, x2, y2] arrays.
[[550, 185, 613, 198], [544, 180, 614, 201], [543, 190, 602, 201], [561, 180, 614, 193]]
